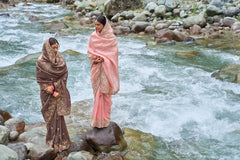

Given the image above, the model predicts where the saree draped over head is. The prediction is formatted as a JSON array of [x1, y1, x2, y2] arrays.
[[87, 19, 120, 128], [36, 39, 71, 152]]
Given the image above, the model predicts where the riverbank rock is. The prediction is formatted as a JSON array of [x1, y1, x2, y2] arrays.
[[85, 121, 127, 153], [154, 28, 187, 43], [211, 64, 240, 82], [232, 22, 240, 32], [206, 4, 223, 16], [104, 0, 142, 19], [0, 110, 12, 122], [8, 143, 28, 160], [183, 14, 206, 28], [123, 128, 156, 160], [0, 125, 10, 145], [0, 144, 18, 160], [4, 118, 25, 134], [222, 17, 237, 27]]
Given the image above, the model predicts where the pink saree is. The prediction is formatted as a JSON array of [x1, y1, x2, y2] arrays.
[[87, 19, 120, 128]]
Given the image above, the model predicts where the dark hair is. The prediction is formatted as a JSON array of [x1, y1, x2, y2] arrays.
[[96, 15, 106, 26], [49, 38, 59, 46]]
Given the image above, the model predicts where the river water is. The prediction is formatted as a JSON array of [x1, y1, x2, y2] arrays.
[[1, 3, 240, 160]]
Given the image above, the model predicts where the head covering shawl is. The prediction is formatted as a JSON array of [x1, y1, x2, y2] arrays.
[[36, 39, 71, 118], [87, 19, 120, 95]]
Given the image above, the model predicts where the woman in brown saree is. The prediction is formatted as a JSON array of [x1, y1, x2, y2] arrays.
[[36, 38, 71, 155]]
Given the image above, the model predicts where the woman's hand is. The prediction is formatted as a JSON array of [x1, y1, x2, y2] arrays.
[[53, 92, 60, 98], [45, 86, 53, 94], [94, 57, 104, 64]]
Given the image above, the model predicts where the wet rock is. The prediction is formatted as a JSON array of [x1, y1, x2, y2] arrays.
[[183, 14, 206, 28], [131, 21, 149, 33], [15, 52, 41, 64], [222, 17, 237, 27], [176, 51, 199, 57], [0, 13, 10, 17], [190, 24, 201, 35], [154, 28, 187, 43], [104, 0, 142, 19], [154, 5, 166, 18], [211, 64, 240, 82], [9, 131, 19, 141], [0, 110, 12, 122], [85, 121, 127, 153], [0, 125, 9, 145], [123, 128, 156, 160], [145, 26, 155, 34], [63, 49, 82, 55], [113, 26, 131, 35], [50, 22, 68, 31], [206, 5, 223, 16], [232, 22, 240, 32], [0, 144, 18, 160], [67, 151, 93, 160], [8, 143, 27, 160], [4, 118, 25, 134], [29, 15, 39, 21]]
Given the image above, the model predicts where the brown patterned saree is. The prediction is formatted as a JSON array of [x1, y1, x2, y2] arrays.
[[36, 39, 71, 152]]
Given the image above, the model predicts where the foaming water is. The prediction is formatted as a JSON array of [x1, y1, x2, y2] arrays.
[[1, 3, 240, 159]]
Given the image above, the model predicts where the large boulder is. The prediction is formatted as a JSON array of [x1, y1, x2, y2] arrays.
[[4, 118, 25, 134], [211, 64, 240, 82], [0, 144, 18, 160], [183, 14, 206, 29], [104, 0, 142, 19], [85, 121, 127, 153], [0, 125, 9, 145]]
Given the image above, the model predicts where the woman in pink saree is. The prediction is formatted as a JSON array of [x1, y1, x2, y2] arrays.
[[87, 15, 120, 128]]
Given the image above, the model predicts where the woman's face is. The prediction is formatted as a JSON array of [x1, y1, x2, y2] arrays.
[[95, 20, 104, 33], [51, 43, 58, 54]]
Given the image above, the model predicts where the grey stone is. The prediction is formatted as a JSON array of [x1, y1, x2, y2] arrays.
[[206, 5, 223, 16], [0, 125, 9, 145], [0, 144, 18, 160]]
